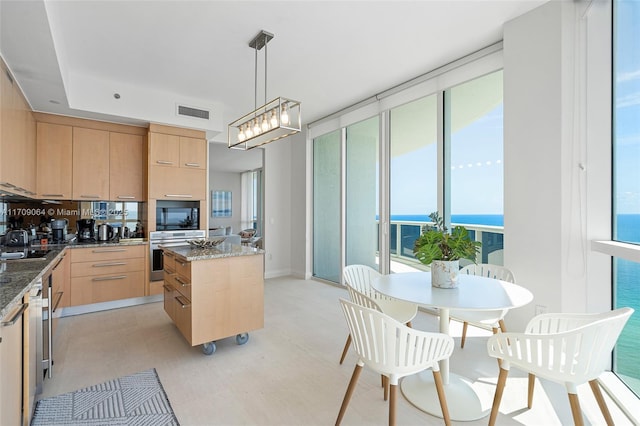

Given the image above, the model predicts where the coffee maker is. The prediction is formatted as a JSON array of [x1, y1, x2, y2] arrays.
[[51, 219, 69, 243], [76, 219, 96, 242]]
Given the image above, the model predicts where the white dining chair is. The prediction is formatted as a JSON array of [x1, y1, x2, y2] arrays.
[[336, 298, 454, 426], [339, 264, 418, 364], [450, 263, 515, 348], [487, 307, 634, 426]]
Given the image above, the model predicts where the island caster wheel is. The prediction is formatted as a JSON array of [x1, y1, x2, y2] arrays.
[[236, 333, 249, 345], [202, 341, 216, 355]]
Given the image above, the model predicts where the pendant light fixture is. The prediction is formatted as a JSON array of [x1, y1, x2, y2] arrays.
[[228, 30, 301, 150]]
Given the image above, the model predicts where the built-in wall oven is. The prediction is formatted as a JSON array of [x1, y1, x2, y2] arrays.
[[149, 229, 206, 281]]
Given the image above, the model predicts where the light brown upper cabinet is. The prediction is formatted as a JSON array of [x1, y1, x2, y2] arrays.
[[179, 136, 206, 169], [148, 125, 207, 200], [109, 132, 144, 201], [149, 132, 179, 168], [72, 127, 109, 200], [0, 61, 36, 196], [36, 122, 73, 199]]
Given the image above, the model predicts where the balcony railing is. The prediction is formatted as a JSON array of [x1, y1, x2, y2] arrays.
[[386, 220, 505, 271]]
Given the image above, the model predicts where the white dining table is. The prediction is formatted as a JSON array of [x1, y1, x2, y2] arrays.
[[372, 272, 534, 421]]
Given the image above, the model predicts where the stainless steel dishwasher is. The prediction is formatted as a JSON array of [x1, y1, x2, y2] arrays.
[[28, 278, 44, 408]]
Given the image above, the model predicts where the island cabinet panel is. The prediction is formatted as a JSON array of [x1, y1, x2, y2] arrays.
[[72, 127, 110, 200], [163, 252, 264, 348], [36, 122, 73, 199], [69, 245, 146, 306]]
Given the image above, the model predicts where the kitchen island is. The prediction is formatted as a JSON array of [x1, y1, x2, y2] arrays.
[[161, 243, 264, 355]]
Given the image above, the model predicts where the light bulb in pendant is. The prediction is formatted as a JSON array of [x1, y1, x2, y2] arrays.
[[253, 118, 261, 135], [245, 121, 254, 138], [238, 124, 246, 142], [270, 110, 278, 128], [261, 114, 269, 132], [281, 104, 290, 126]]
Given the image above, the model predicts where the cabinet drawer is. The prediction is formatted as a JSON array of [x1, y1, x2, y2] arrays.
[[71, 257, 144, 278], [170, 273, 191, 300], [70, 271, 145, 306], [172, 293, 192, 344], [175, 258, 191, 281], [163, 283, 177, 323], [163, 250, 176, 271], [70, 245, 145, 263]]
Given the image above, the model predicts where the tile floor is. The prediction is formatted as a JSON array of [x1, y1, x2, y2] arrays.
[[39, 276, 633, 425]]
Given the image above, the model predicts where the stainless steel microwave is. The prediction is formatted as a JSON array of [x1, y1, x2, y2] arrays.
[[155, 200, 199, 231]]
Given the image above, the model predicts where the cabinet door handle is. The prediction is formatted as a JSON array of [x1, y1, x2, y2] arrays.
[[164, 268, 175, 274], [184, 162, 200, 167], [174, 276, 189, 286], [117, 195, 136, 199], [164, 194, 193, 198], [52, 256, 65, 270], [2, 303, 28, 326], [163, 284, 173, 292], [41, 193, 64, 197], [175, 295, 190, 308], [0, 182, 16, 188], [92, 248, 127, 253], [92, 275, 127, 282], [156, 160, 174, 165], [92, 262, 127, 267], [80, 195, 100, 199]]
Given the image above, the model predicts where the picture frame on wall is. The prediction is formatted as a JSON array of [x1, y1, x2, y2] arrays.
[[212, 190, 232, 217]]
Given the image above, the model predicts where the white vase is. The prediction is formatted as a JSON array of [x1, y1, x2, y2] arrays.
[[430, 260, 460, 288]]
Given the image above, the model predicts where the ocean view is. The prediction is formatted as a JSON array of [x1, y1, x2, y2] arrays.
[[390, 213, 639, 391]]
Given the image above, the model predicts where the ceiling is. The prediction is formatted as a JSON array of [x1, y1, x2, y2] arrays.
[[0, 0, 547, 172]]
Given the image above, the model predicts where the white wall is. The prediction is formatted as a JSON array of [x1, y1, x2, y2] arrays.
[[208, 170, 242, 233], [503, 1, 611, 331], [263, 134, 295, 278]]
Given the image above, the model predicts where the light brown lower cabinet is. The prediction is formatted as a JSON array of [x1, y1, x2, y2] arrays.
[[0, 301, 27, 425], [70, 245, 146, 306], [163, 253, 264, 350]]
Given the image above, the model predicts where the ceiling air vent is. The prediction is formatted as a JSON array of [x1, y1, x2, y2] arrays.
[[177, 104, 210, 120]]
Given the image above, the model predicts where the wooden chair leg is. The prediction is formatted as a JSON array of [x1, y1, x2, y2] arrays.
[[432, 370, 451, 426], [389, 383, 397, 426], [383, 375, 389, 401], [527, 373, 535, 408], [460, 322, 469, 348], [406, 321, 412, 328], [567, 393, 585, 426], [489, 367, 509, 426], [336, 364, 362, 426], [339, 334, 351, 364], [589, 380, 614, 426], [498, 319, 507, 333]]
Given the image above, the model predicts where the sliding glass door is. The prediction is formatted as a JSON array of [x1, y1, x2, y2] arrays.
[[346, 117, 379, 269], [313, 130, 341, 282]]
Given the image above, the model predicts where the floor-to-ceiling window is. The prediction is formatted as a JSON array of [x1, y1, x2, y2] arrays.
[[389, 95, 438, 272], [346, 117, 379, 269], [613, 0, 640, 396], [313, 130, 341, 282], [311, 48, 505, 283], [447, 70, 505, 264]]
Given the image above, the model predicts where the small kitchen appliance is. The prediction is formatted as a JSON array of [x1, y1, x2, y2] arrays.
[[76, 219, 96, 242], [97, 223, 114, 241], [4, 229, 29, 246], [51, 219, 68, 243]]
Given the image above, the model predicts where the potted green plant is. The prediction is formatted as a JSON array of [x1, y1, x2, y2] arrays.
[[413, 212, 481, 288]]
